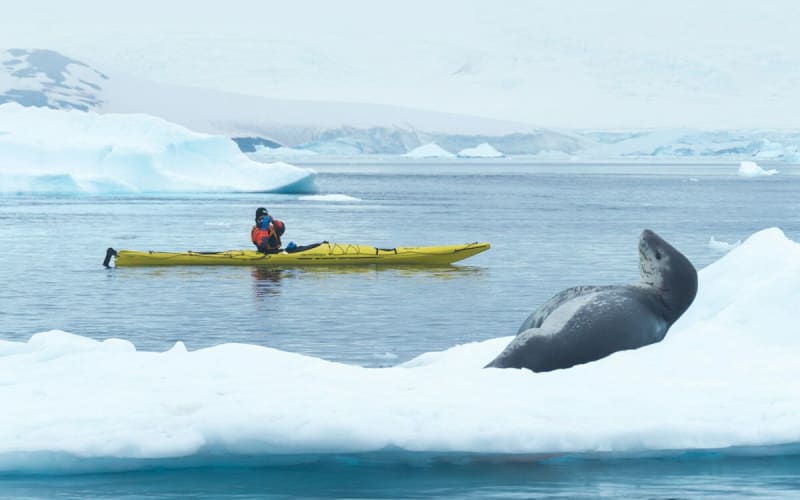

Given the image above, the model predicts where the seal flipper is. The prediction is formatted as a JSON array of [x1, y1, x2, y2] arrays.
[[486, 325, 566, 370], [518, 285, 612, 333]]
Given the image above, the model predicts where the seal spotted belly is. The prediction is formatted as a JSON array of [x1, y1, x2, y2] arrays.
[[486, 229, 698, 372]]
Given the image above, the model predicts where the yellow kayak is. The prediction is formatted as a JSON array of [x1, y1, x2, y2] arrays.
[[106, 242, 490, 267]]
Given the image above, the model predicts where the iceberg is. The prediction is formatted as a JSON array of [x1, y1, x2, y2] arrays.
[[738, 160, 778, 177], [0, 103, 318, 193], [1, 228, 799, 472], [457, 143, 504, 158], [403, 143, 456, 159]]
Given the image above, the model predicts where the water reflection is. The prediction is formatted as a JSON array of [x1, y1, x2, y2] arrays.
[[251, 267, 284, 298], [269, 263, 483, 279], [111, 264, 483, 286], [250, 264, 485, 298]]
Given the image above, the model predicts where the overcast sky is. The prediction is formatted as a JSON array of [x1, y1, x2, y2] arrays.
[[3, 0, 800, 128]]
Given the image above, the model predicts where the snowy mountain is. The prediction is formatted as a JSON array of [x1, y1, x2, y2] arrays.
[[4, 48, 800, 160], [0, 49, 108, 110], [2, 48, 581, 155]]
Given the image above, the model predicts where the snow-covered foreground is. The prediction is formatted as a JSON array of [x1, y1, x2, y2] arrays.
[[0, 228, 798, 473], [0, 104, 317, 193]]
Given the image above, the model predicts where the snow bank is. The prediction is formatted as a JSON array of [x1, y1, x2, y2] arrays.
[[0, 103, 318, 193], [1, 228, 799, 472], [737, 160, 778, 177], [403, 142, 455, 158], [457, 142, 504, 158]]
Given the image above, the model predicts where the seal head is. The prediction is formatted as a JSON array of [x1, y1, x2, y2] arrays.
[[638, 229, 698, 323]]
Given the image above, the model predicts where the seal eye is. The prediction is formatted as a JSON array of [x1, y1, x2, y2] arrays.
[[655, 251, 662, 260]]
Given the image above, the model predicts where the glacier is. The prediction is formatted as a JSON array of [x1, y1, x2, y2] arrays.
[[1, 49, 539, 146], [5, 48, 800, 160], [0, 103, 317, 194], [0, 228, 798, 473]]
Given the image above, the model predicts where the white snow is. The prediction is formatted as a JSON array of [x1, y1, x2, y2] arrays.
[[708, 236, 741, 252], [457, 143, 504, 158], [0, 103, 317, 193], [403, 143, 455, 158], [738, 160, 779, 177], [1, 227, 799, 472]]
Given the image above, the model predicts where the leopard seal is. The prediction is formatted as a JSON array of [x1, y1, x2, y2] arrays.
[[486, 229, 698, 372]]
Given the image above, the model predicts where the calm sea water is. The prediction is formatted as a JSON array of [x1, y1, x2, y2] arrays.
[[1, 161, 799, 498]]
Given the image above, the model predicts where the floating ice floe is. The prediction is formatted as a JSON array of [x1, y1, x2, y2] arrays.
[[0, 103, 318, 193], [249, 145, 318, 160], [1, 228, 800, 473], [738, 160, 778, 177], [457, 143, 504, 158], [708, 236, 741, 252], [403, 142, 456, 158], [298, 194, 361, 202]]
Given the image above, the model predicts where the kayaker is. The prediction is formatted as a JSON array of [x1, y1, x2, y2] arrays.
[[251, 207, 286, 253]]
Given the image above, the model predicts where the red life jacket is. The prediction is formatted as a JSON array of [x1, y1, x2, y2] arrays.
[[251, 222, 282, 252]]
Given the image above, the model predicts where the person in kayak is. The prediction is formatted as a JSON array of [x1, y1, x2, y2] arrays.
[[251, 207, 286, 253]]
